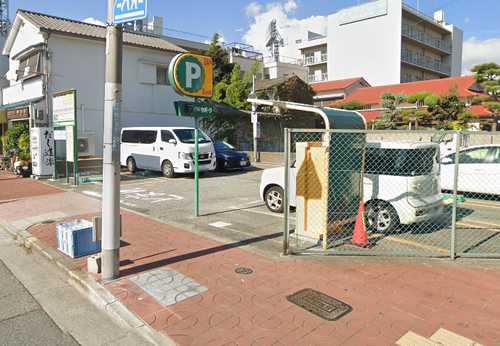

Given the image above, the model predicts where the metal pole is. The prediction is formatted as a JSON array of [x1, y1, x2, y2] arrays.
[[283, 128, 290, 255], [450, 132, 461, 260], [73, 92, 79, 186], [194, 117, 200, 217], [101, 0, 122, 280], [252, 75, 260, 163]]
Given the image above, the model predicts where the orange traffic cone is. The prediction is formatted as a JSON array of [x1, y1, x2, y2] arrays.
[[347, 201, 373, 249]]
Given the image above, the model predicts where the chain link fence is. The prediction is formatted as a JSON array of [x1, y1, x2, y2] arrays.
[[281, 129, 500, 258]]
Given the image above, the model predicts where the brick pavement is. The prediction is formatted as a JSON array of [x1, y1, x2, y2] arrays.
[[0, 172, 60, 202], [29, 210, 500, 346]]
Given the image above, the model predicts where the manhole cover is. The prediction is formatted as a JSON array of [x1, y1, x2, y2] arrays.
[[287, 288, 352, 321], [235, 267, 253, 275]]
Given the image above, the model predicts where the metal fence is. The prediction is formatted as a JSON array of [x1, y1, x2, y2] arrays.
[[282, 129, 500, 258]]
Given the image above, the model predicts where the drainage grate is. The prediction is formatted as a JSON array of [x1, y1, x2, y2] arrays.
[[287, 288, 352, 321], [235, 267, 254, 275]]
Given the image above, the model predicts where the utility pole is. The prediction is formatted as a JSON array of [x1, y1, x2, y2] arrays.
[[101, 0, 123, 280]]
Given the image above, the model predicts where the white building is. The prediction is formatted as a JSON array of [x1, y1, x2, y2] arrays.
[[298, 0, 463, 86], [2, 10, 193, 161]]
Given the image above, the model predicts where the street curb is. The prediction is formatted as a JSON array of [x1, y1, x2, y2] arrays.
[[0, 218, 176, 346]]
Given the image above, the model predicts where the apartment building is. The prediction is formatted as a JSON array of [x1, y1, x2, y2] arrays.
[[298, 0, 463, 86]]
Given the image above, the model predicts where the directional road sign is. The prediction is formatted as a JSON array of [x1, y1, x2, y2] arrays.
[[168, 53, 213, 98], [113, 0, 147, 24]]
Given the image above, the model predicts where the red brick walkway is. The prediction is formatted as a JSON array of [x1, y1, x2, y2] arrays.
[[30, 210, 500, 346], [0, 171, 60, 201]]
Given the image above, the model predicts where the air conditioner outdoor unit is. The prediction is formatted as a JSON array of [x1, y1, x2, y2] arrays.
[[77, 136, 96, 157]]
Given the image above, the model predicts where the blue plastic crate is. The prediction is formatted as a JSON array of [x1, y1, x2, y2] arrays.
[[56, 219, 101, 258]]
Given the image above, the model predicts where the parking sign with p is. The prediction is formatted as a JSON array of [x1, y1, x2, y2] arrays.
[[168, 53, 213, 98]]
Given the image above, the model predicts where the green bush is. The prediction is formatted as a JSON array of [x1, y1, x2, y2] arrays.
[[6, 122, 30, 158]]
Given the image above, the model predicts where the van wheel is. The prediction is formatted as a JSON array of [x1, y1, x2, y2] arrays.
[[126, 157, 137, 173], [265, 186, 284, 213], [161, 160, 175, 178], [365, 201, 399, 233]]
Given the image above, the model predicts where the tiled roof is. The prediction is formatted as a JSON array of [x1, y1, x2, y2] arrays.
[[18, 10, 185, 53], [337, 76, 482, 106], [255, 75, 305, 91], [358, 104, 492, 123], [310, 77, 368, 92]]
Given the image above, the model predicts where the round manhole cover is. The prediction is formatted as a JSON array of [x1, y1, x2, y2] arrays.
[[235, 267, 254, 275]]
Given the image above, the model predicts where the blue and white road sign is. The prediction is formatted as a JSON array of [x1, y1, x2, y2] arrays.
[[113, 0, 147, 24]]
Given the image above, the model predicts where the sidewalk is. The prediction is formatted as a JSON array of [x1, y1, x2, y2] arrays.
[[1, 174, 500, 345]]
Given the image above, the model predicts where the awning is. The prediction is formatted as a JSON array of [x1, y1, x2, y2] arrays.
[[1, 96, 44, 110]]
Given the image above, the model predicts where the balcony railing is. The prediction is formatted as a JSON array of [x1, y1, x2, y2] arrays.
[[303, 54, 328, 66], [401, 48, 451, 76], [402, 22, 452, 53], [307, 72, 328, 83]]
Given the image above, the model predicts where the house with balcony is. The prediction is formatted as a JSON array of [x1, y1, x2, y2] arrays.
[[1, 10, 194, 171], [296, 0, 462, 86]]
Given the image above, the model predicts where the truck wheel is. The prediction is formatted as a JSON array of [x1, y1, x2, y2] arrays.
[[365, 201, 399, 233], [265, 186, 284, 213], [127, 157, 137, 173], [161, 160, 175, 178]]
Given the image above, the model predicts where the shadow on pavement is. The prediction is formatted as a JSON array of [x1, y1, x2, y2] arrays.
[[118, 231, 282, 277]]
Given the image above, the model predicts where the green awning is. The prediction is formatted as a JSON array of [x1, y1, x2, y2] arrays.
[[323, 108, 366, 130]]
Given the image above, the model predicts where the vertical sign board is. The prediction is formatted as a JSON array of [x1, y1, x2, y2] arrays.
[[52, 90, 78, 185], [169, 53, 213, 217], [112, 0, 147, 24], [30, 128, 54, 177]]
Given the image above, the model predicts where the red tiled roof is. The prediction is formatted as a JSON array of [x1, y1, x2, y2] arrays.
[[310, 77, 368, 92], [358, 104, 492, 123], [337, 76, 481, 106]]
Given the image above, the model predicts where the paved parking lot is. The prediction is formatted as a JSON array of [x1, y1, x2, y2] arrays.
[[48, 163, 500, 258]]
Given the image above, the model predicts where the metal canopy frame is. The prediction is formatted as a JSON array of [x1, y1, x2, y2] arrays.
[[246, 98, 367, 130]]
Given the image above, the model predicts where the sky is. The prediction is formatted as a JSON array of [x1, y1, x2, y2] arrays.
[[9, 0, 500, 74]]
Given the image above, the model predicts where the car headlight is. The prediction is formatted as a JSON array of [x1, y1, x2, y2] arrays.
[[179, 152, 192, 160]]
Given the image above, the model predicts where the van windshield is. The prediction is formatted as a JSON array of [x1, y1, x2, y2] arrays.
[[173, 129, 211, 144], [365, 147, 438, 176]]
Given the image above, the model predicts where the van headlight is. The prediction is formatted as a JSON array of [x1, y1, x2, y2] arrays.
[[179, 152, 192, 160]]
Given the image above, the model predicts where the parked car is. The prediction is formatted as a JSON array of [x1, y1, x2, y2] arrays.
[[214, 141, 251, 171], [260, 141, 444, 232], [441, 145, 500, 195], [120, 127, 216, 178]]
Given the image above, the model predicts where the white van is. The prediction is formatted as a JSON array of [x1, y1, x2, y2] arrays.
[[260, 141, 443, 232], [120, 127, 216, 177]]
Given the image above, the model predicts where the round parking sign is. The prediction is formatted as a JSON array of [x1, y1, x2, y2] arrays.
[[168, 53, 213, 98]]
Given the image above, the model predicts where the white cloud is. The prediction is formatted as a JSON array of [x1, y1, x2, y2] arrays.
[[243, 0, 327, 61], [462, 37, 500, 75], [235, 28, 244, 32], [83, 17, 105, 26]]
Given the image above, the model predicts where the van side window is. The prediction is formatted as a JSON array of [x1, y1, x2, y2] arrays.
[[138, 131, 157, 144], [161, 130, 175, 142], [122, 130, 139, 143]]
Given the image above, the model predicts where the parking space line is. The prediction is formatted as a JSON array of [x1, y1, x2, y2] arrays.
[[458, 220, 500, 231], [383, 236, 449, 254], [231, 206, 297, 220], [461, 200, 500, 210]]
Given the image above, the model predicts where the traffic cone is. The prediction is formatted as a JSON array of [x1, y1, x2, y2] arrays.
[[347, 201, 373, 249]]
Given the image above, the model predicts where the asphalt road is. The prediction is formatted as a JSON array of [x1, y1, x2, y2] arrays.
[[50, 163, 500, 258]]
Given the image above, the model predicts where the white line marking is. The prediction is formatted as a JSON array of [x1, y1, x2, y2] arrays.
[[208, 221, 232, 229], [82, 190, 101, 198], [229, 205, 296, 220]]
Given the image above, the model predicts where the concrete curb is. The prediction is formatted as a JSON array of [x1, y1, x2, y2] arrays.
[[0, 218, 176, 346]]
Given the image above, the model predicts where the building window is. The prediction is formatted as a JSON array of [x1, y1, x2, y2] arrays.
[[17, 52, 41, 81], [156, 66, 168, 85]]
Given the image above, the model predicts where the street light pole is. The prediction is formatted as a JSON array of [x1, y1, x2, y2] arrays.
[[101, 0, 123, 280]]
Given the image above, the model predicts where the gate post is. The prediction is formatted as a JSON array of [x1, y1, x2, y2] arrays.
[[283, 128, 290, 255], [450, 131, 461, 260]]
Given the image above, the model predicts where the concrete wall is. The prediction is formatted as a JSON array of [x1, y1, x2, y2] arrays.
[[47, 34, 193, 156], [328, 0, 402, 86], [446, 24, 463, 76]]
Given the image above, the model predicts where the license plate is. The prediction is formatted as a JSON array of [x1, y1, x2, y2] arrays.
[[240, 160, 247, 166]]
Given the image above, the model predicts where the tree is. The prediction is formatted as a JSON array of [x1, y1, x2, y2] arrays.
[[374, 93, 406, 129], [206, 33, 233, 84], [336, 100, 366, 110], [426, 91, 472, 130], [471, 62, 500, 124]]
